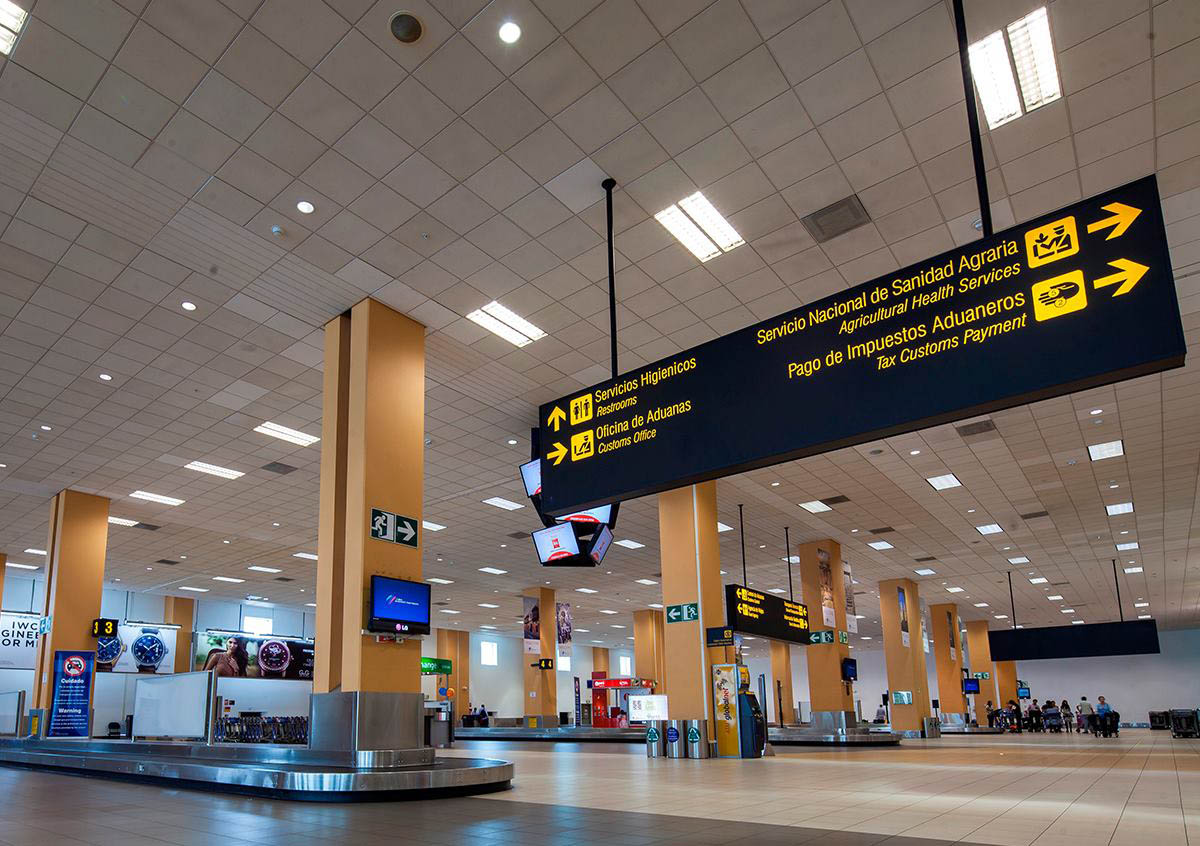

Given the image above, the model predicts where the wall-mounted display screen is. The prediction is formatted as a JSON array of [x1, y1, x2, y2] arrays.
[[589, 525, 613, 564], [368, 575, 431, 635], [962, 678, 981, 694], [555, 504, 612, 525], [519, 459, 541, 497], [532, 523, 580, 563], [840, 658, 857, 681]]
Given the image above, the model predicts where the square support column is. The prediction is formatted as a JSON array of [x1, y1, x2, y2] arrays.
[[436, 629, 470, 708], [633, 609, 666, 695], [523, 587, 557, 725], [964, 620, 998, 707], [929, 603, 966, 716], [769, 641, 796, 725], [879, 577, 931, 733], [163, 596, 195, 674], [797, 540, 854, 714]]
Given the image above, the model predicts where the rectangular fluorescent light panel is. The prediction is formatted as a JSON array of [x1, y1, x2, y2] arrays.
[[1006, 7, 1060, 112], [439, 609, 460, 614], [926, 474, 962, 490], [293, 552, 318, 560], [615, 539, 644, 549], [254, 421, 320, 446], [179, 586, 209, 592], [0, 1, 27, 56], [678, 192, 744, 252], [1106, 502, 1133, 516], [1047, 595, 1063, 600], [994, 614, 1008, 619], [1134, 602, 1149, 608], [426, 577, 454, 585], [478, 567, 507, 575], [976, 524, 1003, 535], [108, 516, 139, 527], [6, 562, 37, 570], [482, 497, 524, 511], [212, 576, 245, 583], [599, 609, 617, 615], [914, 568, 936, 576], [1088, 440, 1124, 461], [575, 588, 597, 594], [1008, 556, 1029, 564], [1029, 577, 1048, 584], [247, 565, 282, 573], [423, 521, 446, 531], [1138, 614, 1151, 619], [130, 490, 185, 506], [868, 540, 893, 550], [1060, 608, 1074, 614], [184, 461, 244, 480], [946, 587, 964, 593], [973, 602, 989, 607], [478, 603, 499, 608], [1123, 566, 1143, 574], [799, 500, 832, 513], [716, 522, 734, 532], [1116, 542, 1139, 551], [23, 548, 45, 556], [466, 301, 546, 347], [768, 588, 787, 594], [968, 29, 1022, 129], [634, 578, 658, 585], [655, 204, 720, 262], [1071, 620, 1085, 625]]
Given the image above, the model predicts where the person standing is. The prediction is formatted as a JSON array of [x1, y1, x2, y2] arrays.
[[985, 700, 996, 729], [1077, 696, 1096, 734], [1060, 700, 1075, 733]]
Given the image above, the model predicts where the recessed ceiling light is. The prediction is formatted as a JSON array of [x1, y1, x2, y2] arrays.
[[768, 588, 787, 594], [306, 602, 317, 608], [770, 481, 780, 487], [868, 540, 893, 550], [973, 602, 989, 607], [466, 301, 546, 347], [479, 567, 507, 575], [108, 516, 139, 527], [946, 587, 964, 593], [909, 449, 921, 456], [506, 438, 518, 445], [635, 578, 658, 585], [1137, 614, 1151, 619], [272, 522, 281, 527], [296, 200, 315, 214], [610, 624, 626, 629], [39, 425, 51, 432], [6, 562, 37, 570], [1047, 595, 1063, 601], [1105, 502, 1133, 516], [0, 2, 28, 57], [254, 421, 320, 447], [422, 521, 446, 531], [1060, 608, 1075, 614], [575, 588, 597, 594], [599, 609, 617, 615], [498, 20, 521, 43], [1007, 7, 1060, 112], [1028, 577, 1047, 584], [213, 576, 245, 583], [1090, 408, 1103, 416], [439, 609, 461, 614], [248, 565, 281, 573], [223, 539, 231, 544], [798, 500, 832, 513], [914, 568, 936, 576], [23, 548, 45, 556], [180, 301, 197, 312], [994, 614, 1008, 619], [179, 586, 209, 592], [716, 521, 734, 532], [293, 552, 318, 560], [926, 474, 961, 490], [1088, 440, 1124, 461], [1134, 602, 1149, 608], [976, 524, 1002, 535], [99, 373, 113, 381], [482, 496, 524, 511], [860, 636, 872, 640], [427, 577, 454, 585], [1008, 556, 1029, 564], [648, 603, 663, 609], [184, 460, 244, 480], [130, 490, 185, 506], [654, 204, 720, 262], [1116, 542, 1139, 551], [781, 555, 800, 564], [968, 29, 1022, 128], [1123, 566, 1143, 574], [1071, 620, 1085, 625], [615, 539, 644, 549]]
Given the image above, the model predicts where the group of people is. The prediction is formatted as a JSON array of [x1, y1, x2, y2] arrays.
[[985, 696, 1118, 737]]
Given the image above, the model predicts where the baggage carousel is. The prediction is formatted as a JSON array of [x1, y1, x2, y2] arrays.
[[0, 738, 513, 801], [456, 724, 900, 746]]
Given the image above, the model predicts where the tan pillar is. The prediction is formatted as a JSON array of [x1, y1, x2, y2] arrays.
[[964, 620, 998, 706], [523, 587, 557, 725], [658, 482, 724, 734], [769, 641, 796, 725], [930, 603, 966, 716], [592, 646, 610, 675], [878, 578, 931, 732], [33, 490, 109, 710], [0, 552, 6, 607], [797, 540, 854, 714], [163, 596, 195, 674], [436, 629, 470, 705], [996, 660, 1019, 705], [315, 298, 425, 694], [633, 609, 666, 694]]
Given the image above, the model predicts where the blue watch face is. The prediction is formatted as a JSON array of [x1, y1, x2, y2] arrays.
[[96, 637, 122, 663], [133, 634, 166, 666]]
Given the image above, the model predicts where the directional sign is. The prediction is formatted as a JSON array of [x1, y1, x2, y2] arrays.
[[706, 626, 735, 647], [369, 507, 419, 548], [537, 176, 1183, 514], [725, 584, 810, 645], [810, 630, 835, 645], [972, 671, 991, 680], [838, 630, 849, 644], [666, 602, 699, 623], [537, 658, 554, 670]]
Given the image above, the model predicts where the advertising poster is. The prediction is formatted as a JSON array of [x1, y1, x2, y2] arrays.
[[712, 664, 740, 757], [574, 677, 581, 726], [946, 610, 957, 661], [194, 632, 315, 679], [556, 602, 572, 644], [47, 651, 94, 738], [842, 562, 857, 633], [959, 617, 970, 667], [897, 586, 910, 647], [920, 600, 931, 654], [523, 596, 540, 654], [817, 548, 836, 627], [96, 624, 178, 674], [0, 612, 39, 669]]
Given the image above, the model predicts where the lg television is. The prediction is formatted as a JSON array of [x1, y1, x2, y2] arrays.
[[962, 678, 981, 694], [556, 504, 612, 525], [368, 575, 431, 635], [589, 524, 613, 564], [532, 523, 580, 563], [840, 657, 857, 681], [1016, 686, 1031, 699], [519, 458, 541, 497]]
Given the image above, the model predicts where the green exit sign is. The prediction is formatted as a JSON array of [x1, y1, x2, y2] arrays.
[[666, 602, 699, 623]]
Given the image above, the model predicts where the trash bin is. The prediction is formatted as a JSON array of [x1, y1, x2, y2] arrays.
[[922, 717, 941, 738], [684, 720, 710, 758], [664, 719, 685, 757], [645, 721, 664, 757]]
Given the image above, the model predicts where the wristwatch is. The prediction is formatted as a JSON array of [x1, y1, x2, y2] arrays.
[[132, 627, 167, 673], [95, 635, 124, 671], [257, 639, 291, 678]]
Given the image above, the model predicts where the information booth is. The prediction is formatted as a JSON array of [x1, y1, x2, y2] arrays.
[[587, 675, 656, 727]]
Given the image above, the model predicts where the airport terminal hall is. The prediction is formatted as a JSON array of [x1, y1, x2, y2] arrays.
[[2, 0, 1200, 842]]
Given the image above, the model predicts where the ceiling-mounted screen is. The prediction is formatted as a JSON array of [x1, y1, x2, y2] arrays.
[[519, 459, 541, 497], [589, 525, 613, 564], [532, 523, 580, 564], [988, 619, 1159, 660], [555, 504, 612, 525]]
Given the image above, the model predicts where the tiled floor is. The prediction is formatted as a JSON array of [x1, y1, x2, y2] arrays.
[[0, 730, 1194, 846]]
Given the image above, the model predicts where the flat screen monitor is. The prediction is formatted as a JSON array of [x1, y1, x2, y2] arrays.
[[555, 504, 612, 526], [589, 525, 613, 564], [519, 459, 541, 497], [1016, 686, 1031, 699], [532, 523, 580, 564], [368, 575, 431, 635], [962, 678, 981, 694], [840, 657, 857, 681]]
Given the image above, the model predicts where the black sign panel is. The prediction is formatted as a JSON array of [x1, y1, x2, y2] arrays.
[[989, 619, 1159, 660], [538, 176, 1184, 513], [725, 584, 809, 645]]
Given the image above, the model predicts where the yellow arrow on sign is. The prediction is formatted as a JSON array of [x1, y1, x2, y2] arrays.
[[547, 406, 566, 432], [547, 442, 567, 466], [1094, 258, 1148, 297], [1086, 202, 1140, 240]]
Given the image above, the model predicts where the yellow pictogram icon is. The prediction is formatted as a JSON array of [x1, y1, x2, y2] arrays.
[[1032, 270, 1087, 322], [1086, 202, 1140, 240], [547, 406, 566, 432], [547, 442, 567, 466], [1093, 258, 1148, 297], [1025, 216, 1079, 267], [570, 429, 594, 462], [570, 394, 592, 426]]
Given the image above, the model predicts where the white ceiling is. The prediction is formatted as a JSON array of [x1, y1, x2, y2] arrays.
[[0, 0, 1198, 650]]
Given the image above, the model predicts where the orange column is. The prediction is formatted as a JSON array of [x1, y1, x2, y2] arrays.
[[0, 553, 6, 606], [33, 490, 109, 711], [930, 603, 966, 716], [315, 298, 425, 694], [436, 629, 470, 705], [163, 596, 195, 674], [797, 540, 854, 715], [633, 609, 666, 695], [523, 587, 557, 726], [592, 647, 610, 675], [658, 482, 724, 736], [996, 660, 1019, 706], [769, 641, 796, 725], [964, 620, 998, 709], [878, 578, 932, 733]]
